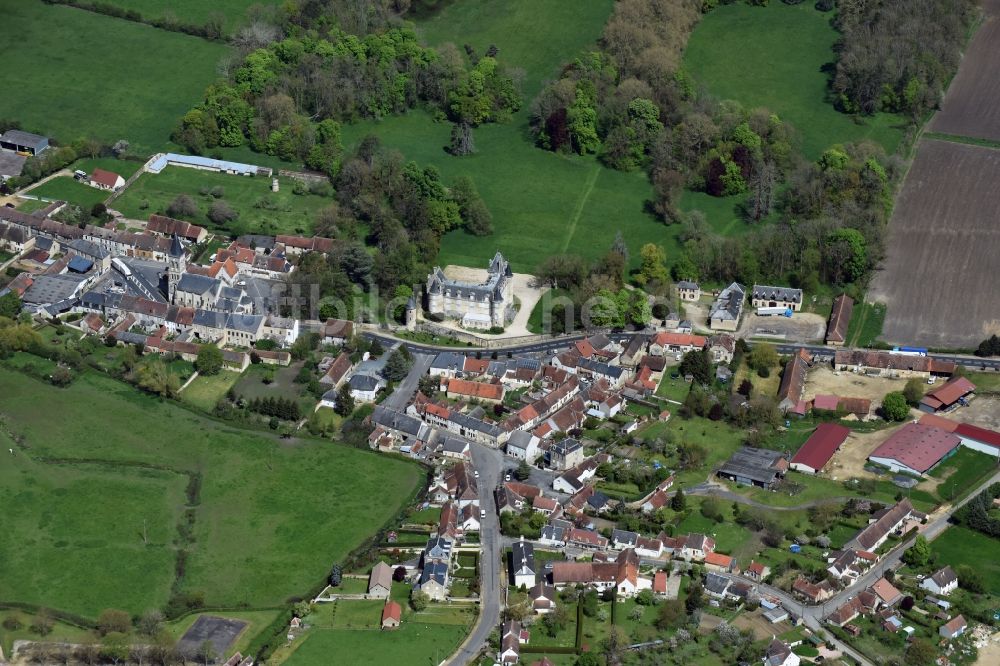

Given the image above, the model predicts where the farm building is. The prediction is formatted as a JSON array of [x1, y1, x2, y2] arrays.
[[0, 129, 49, 156], [825, 294, 854, 345], [868, 423, 960, 475], [0, 151, 26, 180], [789, 423, 851, 474], [917, 413, 959, 432], [953, 422, 1000, 458], [777, 348, 811, 413], [89, 168, 125, 191], [751, 285, 803, 311], [834, 350, 955, 378], [717, 446, 788, 488], [919, 376, 976, 413], [147, 152, 267, 176], [709, 282, 745, 331]]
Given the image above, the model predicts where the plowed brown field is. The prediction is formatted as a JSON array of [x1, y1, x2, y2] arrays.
[[869, 139, 1000, 348]]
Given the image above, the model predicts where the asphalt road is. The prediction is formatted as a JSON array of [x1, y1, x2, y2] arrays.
[[382, 352, 433, 411], [445, 443, 504, 666], [365, 330, 1000, 371]]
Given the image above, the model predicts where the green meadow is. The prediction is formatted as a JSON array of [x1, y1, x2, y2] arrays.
[[683, 2, 905, 160], [0, 2, 228, 153], [0, 368, 422, 618]]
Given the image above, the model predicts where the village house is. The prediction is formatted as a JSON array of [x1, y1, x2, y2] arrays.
[[921, 566, 959, 596], [792, 577, 836, 603], [511, 536, 536, 589], [850, 498, 926, 551], [709, 282, 745, 331], [708, 334, 736, 364], [549, 438, 584, 471], [648, 331, 707, 357], [88, 167, 125, 191], [529, 583, 557, 614], [676, 280, 700, 301], [320, 318, 354, 346], [940, 615, 967, 639], [445, 377, 505, 404], [550, 549, 646, 598], [763, 639, 800, 666], [745, 561, 770, 582]]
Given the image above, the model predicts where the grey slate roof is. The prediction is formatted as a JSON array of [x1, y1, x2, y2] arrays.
[[511, 539, 535, 576], [577, 358, 625, 379], [752, 285, 803, 304], [448, 411, 503, 438], [67, 238, 109, 260], [176, 272, 220, 296], [350, 374, 381, 391], [431, 351, 467, 372], [710, 282, 745, 321], [420, 561, 448, 586], [372, 405, 425, 437], [705, 573, 731, 596], [506, 430, 534, 451], [22, 274, 86, 304]]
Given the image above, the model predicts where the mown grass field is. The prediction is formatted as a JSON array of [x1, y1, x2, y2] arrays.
[[0, 368, 422, 618], [114, 167, 330, 235], [277, 600, 474, 666], [931, 526, 1000, 595], [928, 447, 997, 502], [342, 0, 679, 273], [1, 2, 228, 153], [180, 370, 241, 412], [26, 176, 110, 210], [845, 301, 887, 347], [0, 430, 184, 617], [95, 0, 270, 34], [684, 2, 905, 160]]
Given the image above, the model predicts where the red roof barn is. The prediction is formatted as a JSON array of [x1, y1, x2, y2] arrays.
[[790, 423, 851, 474]]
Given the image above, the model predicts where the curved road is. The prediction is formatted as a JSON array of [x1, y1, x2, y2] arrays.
[[364, 329, 1000, 371]]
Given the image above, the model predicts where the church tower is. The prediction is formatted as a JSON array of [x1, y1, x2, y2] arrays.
[[167, 234, 186, 302]]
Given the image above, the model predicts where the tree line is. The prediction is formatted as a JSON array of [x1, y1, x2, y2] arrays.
[[833, 0, 976, 118], [174, 2, 521, 164]]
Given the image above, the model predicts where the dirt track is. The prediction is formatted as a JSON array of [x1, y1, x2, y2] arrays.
[[804, 365, 906, 406], [868, 139, 1000, 348], [930, 2, 1000, 141]]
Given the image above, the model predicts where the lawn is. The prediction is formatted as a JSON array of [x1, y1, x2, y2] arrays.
[[929, 447, 998, 503], [280, 622, 468, 666], [0, 368, 422, 618], [655, 376, 692, 404], [114, 167, 331, 236], [0, 432, 184, 617], [331, 600, 385, 629], [1, 2, 229, 153], [931, 526, 1000, 595], [75, 157, 143, 180], [94, 0, 271, 34], [339, 0, 683, 274], [845, 301, 887, 348], [180, 370, 241, 412], [965, 370, 1000, 394], [233, 362, 317, 413], [26, 176, 111, 210], [684, 2, 904, 160]]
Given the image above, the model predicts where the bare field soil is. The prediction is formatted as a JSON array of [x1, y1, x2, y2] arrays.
[[930, 5, 1000, 141], [868, 140, 1000, 348], [739, 312, 827, 344], [825, 427, 901, 481], [953, 396, 1000, 430], [804, 365, 906, 407]]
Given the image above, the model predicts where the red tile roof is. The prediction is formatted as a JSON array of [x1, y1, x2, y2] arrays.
[[812, 394, 840, 411], [381, 600, 402, 624], [921, 376, 976, 410], [790, 422, 851, 472], [869, 423, 960, 473], [89, 167, 121, 189], [954, 422, 1000, 450], [704, 552, 733, 569], [918, 413, 959, 432], [826, 294, 854, 344], [653, 331, 707, 348], [446, 378, 504, 401]]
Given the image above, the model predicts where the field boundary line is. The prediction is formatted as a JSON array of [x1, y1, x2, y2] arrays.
[[561, 166, 601, 252], [923, 132, 1000, 151]]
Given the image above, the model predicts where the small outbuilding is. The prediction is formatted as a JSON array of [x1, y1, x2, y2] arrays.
[[381, 600, 402, 630]]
